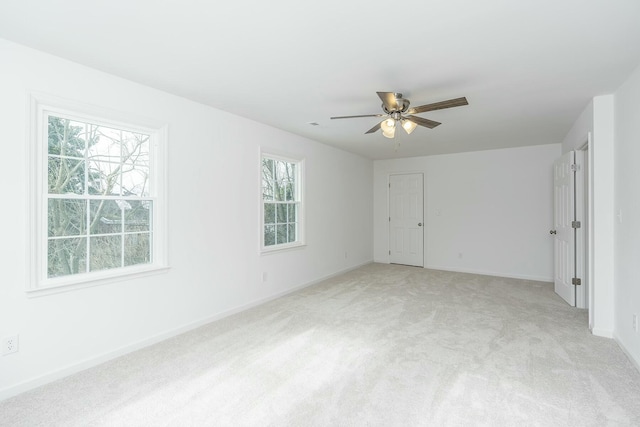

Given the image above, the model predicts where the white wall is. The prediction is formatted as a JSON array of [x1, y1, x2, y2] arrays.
[[561, 100, 593, 154], [374, 144, 560, 281], [0, 39, 373, 399], [591, 96, 616, 338], [614, 63, 640, 369]]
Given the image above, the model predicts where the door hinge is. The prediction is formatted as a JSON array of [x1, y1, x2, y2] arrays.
[[389, 216, 391, 222], [572, 277, 582, 286], [571, 220, 581, 229], [389, 183, 391, 188], [389, 250, 391, 255]]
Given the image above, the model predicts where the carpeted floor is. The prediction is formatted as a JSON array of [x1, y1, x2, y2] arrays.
[[2, 263, 640, 426]]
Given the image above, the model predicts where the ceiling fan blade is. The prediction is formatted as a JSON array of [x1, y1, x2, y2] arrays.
[[330, 114, 384, 120], [406, 115, 441, 129], [377, 92, 398, 111], [407, 97, 468, 115], [365, 122, 382, 134]]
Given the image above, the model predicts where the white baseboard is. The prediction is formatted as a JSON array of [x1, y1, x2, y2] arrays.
[[613, 334, 640, 374], [425, 264, 553, 283], [591, 328, 614, 338], [0, 260, 372, 402]]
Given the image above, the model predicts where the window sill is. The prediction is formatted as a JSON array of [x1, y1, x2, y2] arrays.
[[26, 264, 170, 298], [261, 242, 306, 255]]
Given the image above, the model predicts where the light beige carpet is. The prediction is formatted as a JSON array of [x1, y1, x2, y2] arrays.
[[2, 263, 640, 426]]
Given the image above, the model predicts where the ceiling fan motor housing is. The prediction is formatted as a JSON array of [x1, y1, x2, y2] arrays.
[[382, 94, 410, 114]]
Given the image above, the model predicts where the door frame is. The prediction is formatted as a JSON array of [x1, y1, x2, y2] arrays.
[[578, 136, 593, 323], [575, 149, 587, 309]]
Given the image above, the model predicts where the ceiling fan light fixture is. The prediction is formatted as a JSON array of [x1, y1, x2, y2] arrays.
[[381, 117, 396, 132], [381, 117, 396, 138], [382, 127, 396, 139], [401, 119, 417, 135]]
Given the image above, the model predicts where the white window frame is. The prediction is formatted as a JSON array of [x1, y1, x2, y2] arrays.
[[27, 93, 168, 296], [260, 150, 305, 253]]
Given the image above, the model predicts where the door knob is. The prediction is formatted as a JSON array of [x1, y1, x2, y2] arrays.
[[418, 223, 422, 227], [549, 230, 556, 235]]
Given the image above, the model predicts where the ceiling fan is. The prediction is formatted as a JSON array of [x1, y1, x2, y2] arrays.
[[331, 92, 468, 138]]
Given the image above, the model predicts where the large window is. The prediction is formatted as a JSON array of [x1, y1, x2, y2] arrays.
[[261, 153, 304, 251], [29, 96, 167, 293]]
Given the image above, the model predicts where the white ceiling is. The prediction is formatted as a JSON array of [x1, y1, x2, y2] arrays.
[[2, 0, 640, 159]]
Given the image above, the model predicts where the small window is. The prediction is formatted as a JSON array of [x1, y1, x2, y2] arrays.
[[29, 95, 167, 293], [261, 153, 304, 251]]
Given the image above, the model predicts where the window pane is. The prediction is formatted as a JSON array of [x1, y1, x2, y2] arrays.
[[90, 235, 122, 272], [276, 224, 288, 244], [264, 203, 275, 224], [122, 132, 150, 166], [48, 117, 85, 158], [48, 199, 86, 237], [287, 204, 297, 223], [48, 237, 86, 278], [262, 158, 275, 200], [87, 124, 122, 163], [287, 224, 296, 243], [125, 200, 152, 232], [48, 157, 85, 194], [88, 160, 120, 195], [262, 158, 274, 178], [121, 166, 149, 197], [262, 182, 274, 200], [284, 179, 295, 201], [274, 160, 285, 181], [276, 160, 294, 180], [273, 180, 282, 202], [90, 199, 122, 235], [124, 233, 151, 266], [276, 203, 287, 224], [264, 224, 276, 246]]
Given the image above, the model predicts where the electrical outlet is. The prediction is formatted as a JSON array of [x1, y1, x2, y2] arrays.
[[262, 272, 268, 282], [3, 335, 19, 355], [633, 314, 638, 333]]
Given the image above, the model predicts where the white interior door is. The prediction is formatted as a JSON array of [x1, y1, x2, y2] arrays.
[[389, 173, 424, 267], [553, 152, 576, 306]]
